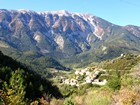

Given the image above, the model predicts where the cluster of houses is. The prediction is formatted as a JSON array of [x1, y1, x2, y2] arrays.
[[60, 67, 107, 87]]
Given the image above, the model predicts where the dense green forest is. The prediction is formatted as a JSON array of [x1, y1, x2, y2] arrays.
[[1, 48, 67, 77]]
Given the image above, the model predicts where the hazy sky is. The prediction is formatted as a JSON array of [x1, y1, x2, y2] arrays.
[[0, 0, 140, 26]]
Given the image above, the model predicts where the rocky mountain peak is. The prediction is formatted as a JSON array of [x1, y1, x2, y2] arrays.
[[0, 9, 140, 61], [39, 10, 72, 17], [17, 9, 36, 14]]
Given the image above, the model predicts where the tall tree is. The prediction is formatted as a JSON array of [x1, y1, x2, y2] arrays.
[[3, 69, 26, 105]]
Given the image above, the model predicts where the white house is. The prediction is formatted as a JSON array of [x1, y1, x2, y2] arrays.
[[92, 79, 107, 85]]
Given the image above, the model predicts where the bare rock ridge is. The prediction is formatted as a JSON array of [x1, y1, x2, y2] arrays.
[[0, 9, 140, 63]]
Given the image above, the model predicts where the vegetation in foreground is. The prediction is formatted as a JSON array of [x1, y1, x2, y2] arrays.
[[0, 51, 63, 104], [53, 54, 140, 105], [0, 51, 140, 105]]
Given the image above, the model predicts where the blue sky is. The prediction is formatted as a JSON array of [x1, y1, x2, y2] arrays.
[[0, 0, 140, 26]]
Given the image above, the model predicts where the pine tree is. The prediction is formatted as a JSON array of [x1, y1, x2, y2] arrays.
[[3, 69, 26, 105]]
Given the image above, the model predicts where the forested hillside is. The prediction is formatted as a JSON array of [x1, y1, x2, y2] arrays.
[[0, 51, 63, 104]]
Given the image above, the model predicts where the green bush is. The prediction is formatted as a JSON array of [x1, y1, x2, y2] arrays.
[[107, 70, 121, 90], [59, 85, 77, 96], [2, 69, 26, 105], [63, 98, 76, 105], [77, 84, 92, 95]]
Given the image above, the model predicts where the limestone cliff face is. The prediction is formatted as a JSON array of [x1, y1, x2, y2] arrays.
[[0, 9, 140, 60]]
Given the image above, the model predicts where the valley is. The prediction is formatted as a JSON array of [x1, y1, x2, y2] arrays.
[[0, 9, 140, 105]]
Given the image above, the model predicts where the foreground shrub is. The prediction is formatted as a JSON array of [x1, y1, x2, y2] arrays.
[[85, 88, 112, 105], [59, 84, 77, 96], [107, 70, 121, 91], [50, 98, 64, 105], [63, 97, 76, 105], [112, 88, 140, 105]]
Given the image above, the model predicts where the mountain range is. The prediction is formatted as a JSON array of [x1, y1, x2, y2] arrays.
[[0, 9, 140, 69]]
